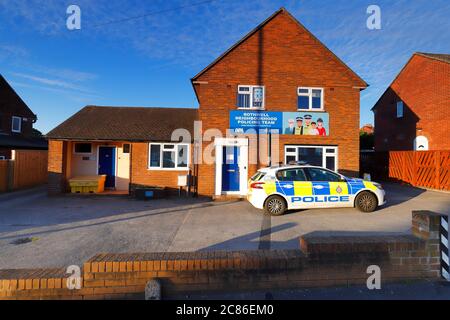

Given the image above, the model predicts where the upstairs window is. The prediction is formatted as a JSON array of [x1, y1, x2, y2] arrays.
[[237, 85, 265, 109], [285, 145, 338, 172], [297, 87, 324, 110], [11, 116, 21, 133], [149, 143, 189, 170], [396, 101, 404, 118]]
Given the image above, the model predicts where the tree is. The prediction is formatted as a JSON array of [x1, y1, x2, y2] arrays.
[[360, 131, 374, 150], [31, 128, 43, 137]]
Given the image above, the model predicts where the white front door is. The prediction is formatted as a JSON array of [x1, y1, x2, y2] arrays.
[[214, 138, 248, 196], [414, 136, 429, 151]]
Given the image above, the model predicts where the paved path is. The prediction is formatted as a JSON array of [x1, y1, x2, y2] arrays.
[[0, 183, 448, 269]]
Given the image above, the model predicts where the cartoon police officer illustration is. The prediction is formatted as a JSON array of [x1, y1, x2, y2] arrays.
[[293, 117, 304, 135]]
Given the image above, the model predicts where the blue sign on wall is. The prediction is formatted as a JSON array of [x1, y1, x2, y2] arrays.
[[230, 110, 329, 136], [229, 111, 282, 133]]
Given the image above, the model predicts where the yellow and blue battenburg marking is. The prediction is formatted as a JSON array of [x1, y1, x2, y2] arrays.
[[264, 178, 377, 203], [265, 179, 376, 197]]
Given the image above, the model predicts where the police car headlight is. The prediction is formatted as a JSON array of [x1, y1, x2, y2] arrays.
[[373, 182, 383, 190]]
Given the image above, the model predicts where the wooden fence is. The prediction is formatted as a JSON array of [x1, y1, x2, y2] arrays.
[[0, 150, 48, 192], [361, 150, 450, 191], [0, 161, 8, 193]]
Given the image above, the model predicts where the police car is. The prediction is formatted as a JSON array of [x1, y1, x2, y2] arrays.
[[247, 164, 386, 216]]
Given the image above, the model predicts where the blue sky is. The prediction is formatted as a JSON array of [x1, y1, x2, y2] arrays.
[[0, 0, 449, 134]]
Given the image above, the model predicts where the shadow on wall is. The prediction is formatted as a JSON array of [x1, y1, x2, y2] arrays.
[[374, 87, 420, 152], [48, 171, 65, 195], [302, 230, 409, 239]]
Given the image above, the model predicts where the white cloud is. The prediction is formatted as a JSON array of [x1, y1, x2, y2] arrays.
[[0, 44, 28, 60], [10, 72, 93, 92]]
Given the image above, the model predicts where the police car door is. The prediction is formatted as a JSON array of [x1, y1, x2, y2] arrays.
[[275, 168, 313, 209], [304, 168, 351, 208]]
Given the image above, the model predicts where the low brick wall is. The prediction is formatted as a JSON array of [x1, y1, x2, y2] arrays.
[[0, 211, 446, 300]]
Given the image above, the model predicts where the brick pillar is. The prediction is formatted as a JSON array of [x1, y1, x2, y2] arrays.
[[47, 140, 66, 195], [412, 210, 444, 241], [412, 210, 449, 280]]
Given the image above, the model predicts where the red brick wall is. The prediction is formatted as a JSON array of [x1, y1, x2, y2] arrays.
[[195, 11, 364, 196], [0, 238, 440, 300], [47, 140, 67, 195], [130, 142, 194, 191], [374, 55, 450, 151]]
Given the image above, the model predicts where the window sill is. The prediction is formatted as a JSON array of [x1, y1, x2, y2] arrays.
[[237, 107, 265, 111], [147, 167, 190, 171], [296, 109, 325, 112]]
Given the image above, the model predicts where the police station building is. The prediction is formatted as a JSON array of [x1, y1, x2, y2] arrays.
[[46, 8, 367, 198]]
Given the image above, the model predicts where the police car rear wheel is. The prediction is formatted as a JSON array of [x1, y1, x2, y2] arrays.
[[355, 191, 378, 212], [264, 195, 287, 216]]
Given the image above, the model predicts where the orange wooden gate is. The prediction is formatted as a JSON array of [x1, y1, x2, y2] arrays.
[[389, 151, 450, 191]]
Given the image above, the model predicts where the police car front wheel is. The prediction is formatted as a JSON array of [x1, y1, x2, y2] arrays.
[[355, 191, 378, 212], [264, 195, 287, 216]]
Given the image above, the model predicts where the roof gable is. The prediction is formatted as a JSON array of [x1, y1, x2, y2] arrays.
[[372, 52, 449, 110], [0, 74, 36, 118], [191, 8, 367, 88]]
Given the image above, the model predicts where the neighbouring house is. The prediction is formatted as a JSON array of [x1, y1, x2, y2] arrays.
[[46, 8, 367, 197], [0, 75, 47, 159], [372, 53, 450, 151]]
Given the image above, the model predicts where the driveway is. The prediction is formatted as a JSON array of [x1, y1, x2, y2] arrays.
[[0, 183, 448, 269]]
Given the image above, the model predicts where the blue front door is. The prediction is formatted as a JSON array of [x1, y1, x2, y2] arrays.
[[98, 147, 116, 188], [222, 146, 240, 192]]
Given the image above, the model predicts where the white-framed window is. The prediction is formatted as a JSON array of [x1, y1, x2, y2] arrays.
[[74, 143, 92, 154], [285, 145, 338, 172], [11, 116, 22, 133], [237, 85, 265, 109], [396, 101, 404, 118], [148, 143, 189, 170], [297, 87, 324, 110], [0, 156, 6, 160]]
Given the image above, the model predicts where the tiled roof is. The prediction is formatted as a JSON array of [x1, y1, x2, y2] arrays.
[[416, 52, 450, 64], [46, 106, 198, 142]]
